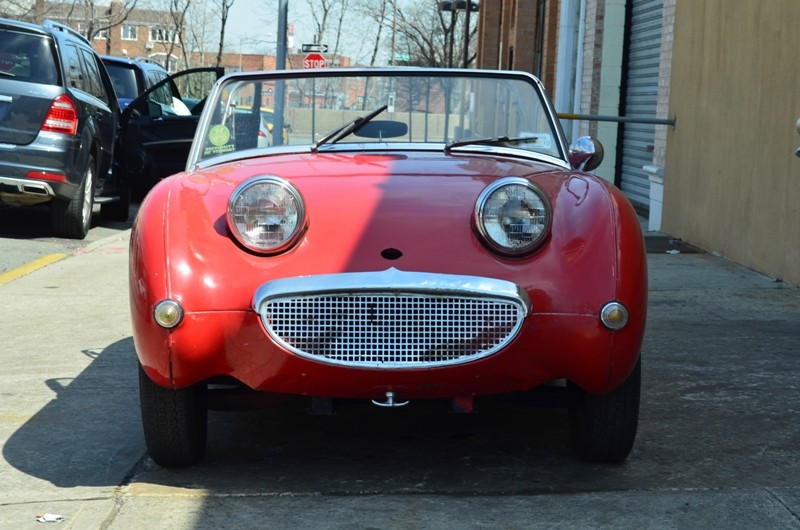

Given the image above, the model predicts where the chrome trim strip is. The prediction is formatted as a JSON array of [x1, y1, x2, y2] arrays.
[[193, 144, 571, 171], [142, 139, 193, 147], [253, 268, 531, 313]]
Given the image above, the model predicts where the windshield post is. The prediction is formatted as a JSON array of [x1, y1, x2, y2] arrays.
[[311, 77, 317, 142], [273, 79, 286, 146]]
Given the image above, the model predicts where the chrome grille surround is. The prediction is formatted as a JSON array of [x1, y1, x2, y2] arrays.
[[253, 268, 531, 368]]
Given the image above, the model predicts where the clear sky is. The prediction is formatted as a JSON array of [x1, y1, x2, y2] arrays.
[[225, 0, 316, 54], [224, 0, 382, 63]]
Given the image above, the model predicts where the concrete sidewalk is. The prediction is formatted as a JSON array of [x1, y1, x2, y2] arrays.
[[1, 229, 799, 529]]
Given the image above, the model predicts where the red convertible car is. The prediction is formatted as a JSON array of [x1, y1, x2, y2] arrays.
[[130, 68, 647, 467]]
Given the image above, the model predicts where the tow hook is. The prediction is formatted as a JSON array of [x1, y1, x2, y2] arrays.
[[371, 391, 409, 408]]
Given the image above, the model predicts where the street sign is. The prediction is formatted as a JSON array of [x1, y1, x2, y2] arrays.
[[303, 52, 327, 69], [302, 43, 328, 53]]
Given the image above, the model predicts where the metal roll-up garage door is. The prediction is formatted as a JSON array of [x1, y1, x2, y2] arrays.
[[619, 0, 663, 212]]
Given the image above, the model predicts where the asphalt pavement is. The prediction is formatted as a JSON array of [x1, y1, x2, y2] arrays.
[[1, 228, 799, 529]]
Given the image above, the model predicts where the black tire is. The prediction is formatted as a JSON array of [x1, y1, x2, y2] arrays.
[[569, 357, 641, 463], [50, 156, 95, 239], [100, 184, 131, 222], [138, 363, 207, 467]]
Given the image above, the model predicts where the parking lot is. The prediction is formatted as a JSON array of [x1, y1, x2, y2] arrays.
[[1, 214, 800, 529]]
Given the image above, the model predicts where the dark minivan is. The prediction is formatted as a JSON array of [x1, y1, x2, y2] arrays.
[[0, 18, 128, 239], [101, 55, 168, 109]]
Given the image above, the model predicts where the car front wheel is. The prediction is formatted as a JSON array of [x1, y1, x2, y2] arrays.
[[50, 155, 95, 239], [568, 356, 641, 463], [138, 363, 207, 467]]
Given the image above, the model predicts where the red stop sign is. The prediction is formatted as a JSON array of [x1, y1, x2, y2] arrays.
[[303, 53, 327, 69]]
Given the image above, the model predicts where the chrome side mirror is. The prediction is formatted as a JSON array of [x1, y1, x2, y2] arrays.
[[568, 136, 604, 171], [796, 118, 800, 158]]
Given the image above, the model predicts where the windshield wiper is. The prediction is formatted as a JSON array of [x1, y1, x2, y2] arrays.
[[311, 104, 388, 152], [444, 135, 539, 153]]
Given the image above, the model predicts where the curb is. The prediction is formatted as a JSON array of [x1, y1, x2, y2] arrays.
[[0, 229, 131, 286]]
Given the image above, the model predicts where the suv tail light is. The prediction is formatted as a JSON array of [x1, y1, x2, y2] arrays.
[[41, 94, 78, 135]]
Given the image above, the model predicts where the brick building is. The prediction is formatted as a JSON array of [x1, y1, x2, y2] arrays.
[[477, 0, 800, 287], [12, 0, 189, 71], [10, 0, 346, 74], [477, 0, 671, 210]]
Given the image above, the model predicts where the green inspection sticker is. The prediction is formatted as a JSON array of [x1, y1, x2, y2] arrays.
[[208, 125, 231, 146]]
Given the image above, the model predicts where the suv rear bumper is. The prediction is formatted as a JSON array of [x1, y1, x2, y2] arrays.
[[0, 132, 82, 205], [0, 176, 57, 205]]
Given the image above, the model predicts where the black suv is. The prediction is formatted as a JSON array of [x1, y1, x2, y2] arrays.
[[0, 18, 128, 239], [101, 55, 168, 109]]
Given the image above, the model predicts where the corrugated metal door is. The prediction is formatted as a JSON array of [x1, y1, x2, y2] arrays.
[[619, 0, 663, 211]]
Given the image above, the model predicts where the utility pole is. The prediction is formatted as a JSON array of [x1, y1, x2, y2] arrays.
[[273, 0, 288, 145]]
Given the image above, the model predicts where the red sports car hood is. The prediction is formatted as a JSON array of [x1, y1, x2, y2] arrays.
[[135, 150, 634, 315]]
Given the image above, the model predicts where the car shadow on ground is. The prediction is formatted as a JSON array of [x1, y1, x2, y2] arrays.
[[3, 335, 638, 495], [2, 337, 144, 489], [0, 203, 134, 240], [7, 295, 800, 497], [0, 204, 56, 239]]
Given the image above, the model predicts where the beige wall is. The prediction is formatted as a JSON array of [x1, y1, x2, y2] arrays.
[[664, 0, 800, 285], [286, 109, 456, 142]]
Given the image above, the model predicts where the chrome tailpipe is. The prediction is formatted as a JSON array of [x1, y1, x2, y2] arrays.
[[0, 177, 55, 206]]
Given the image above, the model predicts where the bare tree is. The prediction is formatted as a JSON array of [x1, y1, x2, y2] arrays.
[[86, 0, 141, 43], [181, 0, 218, 67], [0, 0, 42, 19], [214, 0, 234, 67], [0, 0, 70, 22], [5, 0, 141, 48], [165, 0, 192, 70], [392, 0, 474, 68], [353, 0, 471, 68], [352, 0, 391, 67], [306, 0, 334, 45]]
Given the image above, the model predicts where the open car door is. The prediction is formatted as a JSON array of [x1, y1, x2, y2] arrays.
[[117, 67, 224, 198]]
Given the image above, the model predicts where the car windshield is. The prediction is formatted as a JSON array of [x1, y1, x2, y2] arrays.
[[190, 69, 564, 166], [104, 64, 139, 100]]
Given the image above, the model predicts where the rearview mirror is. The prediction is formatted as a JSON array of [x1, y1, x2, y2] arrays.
[[568, 136, 604, 172], [354, 120, 408, 140]]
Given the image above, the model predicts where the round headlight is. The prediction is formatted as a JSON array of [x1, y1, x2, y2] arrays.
[[227, 175, 306, 253], [474, 177, 551, 256]]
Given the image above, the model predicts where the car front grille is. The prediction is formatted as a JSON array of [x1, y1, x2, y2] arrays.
[[254, 269, 530, 368]]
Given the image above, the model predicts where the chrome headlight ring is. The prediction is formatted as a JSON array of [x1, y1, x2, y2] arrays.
[[474, 177, 552, 256], [227, 175, 307, 254]]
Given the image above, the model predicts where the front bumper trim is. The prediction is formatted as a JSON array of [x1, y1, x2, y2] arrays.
[[253, 268, 532, 369]]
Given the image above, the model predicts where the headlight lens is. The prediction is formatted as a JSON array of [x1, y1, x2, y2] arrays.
[[600, 302, 629, 330], [153, 299, 183, 329], [474, 177, 551, 256], [227, 175, 306, 253]]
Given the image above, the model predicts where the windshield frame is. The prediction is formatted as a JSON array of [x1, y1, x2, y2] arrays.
[[186, 67, 569, 171]]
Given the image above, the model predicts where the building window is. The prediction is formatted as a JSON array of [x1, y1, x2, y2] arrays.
[[121, 25, 138, 40], [150, 53, 179, 72], [94, 29, 108, 40], [150, 26, 174, 43]]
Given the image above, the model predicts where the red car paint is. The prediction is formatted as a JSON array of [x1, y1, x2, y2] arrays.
[[131, 151, 646, 398]]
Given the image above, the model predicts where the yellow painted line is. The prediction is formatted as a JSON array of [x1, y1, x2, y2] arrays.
[[0, 253, 68, 286]]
